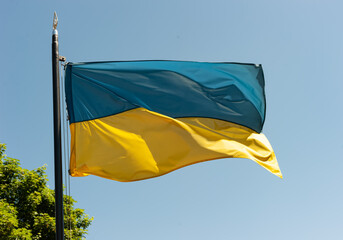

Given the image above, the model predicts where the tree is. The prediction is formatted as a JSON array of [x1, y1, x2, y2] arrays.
[[0, 143, 93, 239]]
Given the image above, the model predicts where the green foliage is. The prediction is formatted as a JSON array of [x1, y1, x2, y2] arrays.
[[0, 143, 93, 239]]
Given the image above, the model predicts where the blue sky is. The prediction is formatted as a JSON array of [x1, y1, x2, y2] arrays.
[[1, 0, 343, 239]]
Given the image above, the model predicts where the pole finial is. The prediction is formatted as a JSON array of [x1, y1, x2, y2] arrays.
[[53, 12, 58, 30]]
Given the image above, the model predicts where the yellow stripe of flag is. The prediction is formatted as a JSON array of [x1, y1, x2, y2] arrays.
[[70, 108, 282, 181]]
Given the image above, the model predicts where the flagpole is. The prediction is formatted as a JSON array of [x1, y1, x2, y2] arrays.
[[52, 12, 64, 240]]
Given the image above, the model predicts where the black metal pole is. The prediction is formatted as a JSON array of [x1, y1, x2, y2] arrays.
[[52, 12, 64, 240]]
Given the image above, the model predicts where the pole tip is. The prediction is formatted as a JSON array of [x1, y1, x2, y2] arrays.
[[53, 12, 58, 30]]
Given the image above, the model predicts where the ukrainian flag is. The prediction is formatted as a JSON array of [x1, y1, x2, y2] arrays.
[[65, 61, 282, 181]]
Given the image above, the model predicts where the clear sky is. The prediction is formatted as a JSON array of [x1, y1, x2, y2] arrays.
[[1, 0, 343, 239]]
